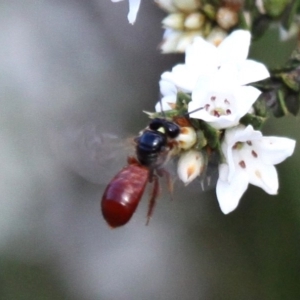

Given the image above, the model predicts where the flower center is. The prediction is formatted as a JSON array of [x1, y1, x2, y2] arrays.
[[205, 94, 233, 118], [232, 140, 260, 171]]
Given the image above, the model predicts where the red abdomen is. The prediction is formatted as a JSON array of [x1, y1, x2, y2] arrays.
[[101, 164, 149, 228]]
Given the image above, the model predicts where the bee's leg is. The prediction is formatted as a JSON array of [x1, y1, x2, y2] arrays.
[[146, 174, 159, 226]]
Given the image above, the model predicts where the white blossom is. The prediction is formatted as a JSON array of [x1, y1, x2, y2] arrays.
[[162, 30, 269, 92], [111, 0, 141, 24], [216, 125, 296, 214], [188, 64, 262, 129]]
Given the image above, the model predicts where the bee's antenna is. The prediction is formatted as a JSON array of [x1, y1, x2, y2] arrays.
[[184, 106, 204, 116]]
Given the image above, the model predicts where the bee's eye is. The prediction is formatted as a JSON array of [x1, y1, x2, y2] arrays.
[[165, 121, 180, 138], [149, 118, 164, 131]]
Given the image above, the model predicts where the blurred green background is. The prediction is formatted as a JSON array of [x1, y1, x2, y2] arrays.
[[0, 1, 299, 300]]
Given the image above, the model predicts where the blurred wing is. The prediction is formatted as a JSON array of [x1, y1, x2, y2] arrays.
[[48, 124, 134, 184], [198, 151, 219, 192]]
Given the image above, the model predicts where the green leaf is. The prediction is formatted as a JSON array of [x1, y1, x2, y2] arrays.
[[285, 92, 300, 115], [239, 114, 266, 130], [280, 69, 300, 92], [263, 0, 291, 18], [194, 129, 207, 150], [277, 88, 289, 116], [281, 0, 299, 30], [176, 92, 192, 109]]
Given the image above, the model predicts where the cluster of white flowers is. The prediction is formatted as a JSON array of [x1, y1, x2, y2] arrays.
[[111, 1, 296, 214], [157, 30, 296, 214]]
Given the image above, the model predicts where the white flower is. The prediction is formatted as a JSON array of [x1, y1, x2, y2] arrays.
[[155, 80, 177, 112], [216, 125, 296, 214], [111, 0, 141, 24], [162, 30, 269, 92], [188, 64, 262, 129], [177, 150, 205, 185]]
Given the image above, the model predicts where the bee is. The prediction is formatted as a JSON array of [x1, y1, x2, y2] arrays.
[[101, 117, 189, 228], [49, 104, 218, 228]]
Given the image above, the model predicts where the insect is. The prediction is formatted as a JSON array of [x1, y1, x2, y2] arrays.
[[101, 117, 189, 228], [49, 106, 218, 228]]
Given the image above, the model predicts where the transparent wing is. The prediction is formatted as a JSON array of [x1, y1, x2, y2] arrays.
[[198, 151, 219, 192], [48, 124, 134, 184], [48, 123, 219, 191]]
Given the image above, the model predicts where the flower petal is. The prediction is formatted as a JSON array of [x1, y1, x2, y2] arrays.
[[185, 37, 220, 72], [159, 79, 177, 96], [248, 163, 278, 195], [233, 85, 261, 117], [218, 30, 251, 65], [127, 0, 141, 24], [217, 164, 249, 214], [155, 94, 177, 112], [224, 125, 262, 144], [238, 60, 270, 85], [253, 137, 296, 165], [162, 65, 198, 92]]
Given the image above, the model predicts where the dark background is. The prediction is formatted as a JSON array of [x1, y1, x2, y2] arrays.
[[0, 1, 299, 299]]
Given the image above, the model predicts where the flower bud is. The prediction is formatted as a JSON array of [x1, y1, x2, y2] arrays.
[[184, 12, 206, 30], [216, 7, 238, 30], [155, 0, 177, 13], [174, 0, 201, 12], [177, 150, 205, 185], [176, 31, 203, 53], [206, 27, 227, 46], [162, 13, 185, 30], [175, 126, 197, 150]]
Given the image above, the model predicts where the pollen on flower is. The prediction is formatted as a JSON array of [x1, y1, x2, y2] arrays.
[[211, 96, 216, 101], [212, 108, 226, 117], [251, 150, 258, 158], [246, 141, 252, 146], [224, 99, 230, 105], [226, 109, 231, 115], [213, 110, 220, 117], [239, 160, 246, 168]]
